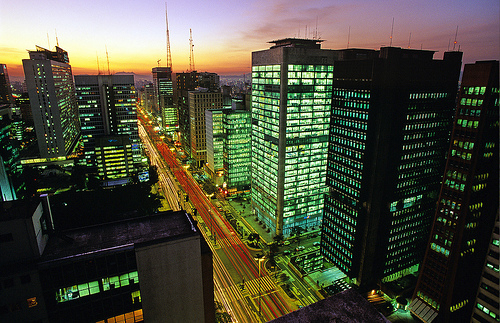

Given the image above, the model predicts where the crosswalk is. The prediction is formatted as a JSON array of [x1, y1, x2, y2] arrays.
[[243, 276, 276, 296]]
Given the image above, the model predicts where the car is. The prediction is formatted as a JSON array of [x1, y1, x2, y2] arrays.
[[283, 241, 291, 246], [295, 246, 305, 251], [283, 250, 291, 255], [313, 242, 320, 246]]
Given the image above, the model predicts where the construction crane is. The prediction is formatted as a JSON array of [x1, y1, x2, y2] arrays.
[[189, 29, 195, 72], [165, 2, 172, 69], [157, 59, 161, 67]]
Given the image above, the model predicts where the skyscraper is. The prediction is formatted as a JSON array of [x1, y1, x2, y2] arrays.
[[0, 64, 14, 107], [74, 74, 140, 170], [320, 47, 462, 289], [251, 38, 336, 236], [410, 60, 499, 322], [175, 71, 219, 154], [189, 89, 222, 168], [23, 46, 80, 158], [152, 67, 176, 132]]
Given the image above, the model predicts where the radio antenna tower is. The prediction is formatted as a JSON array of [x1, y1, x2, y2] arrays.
[[452, 26, 459, 51], [389, 17, 394, 47], [165, 3, 172, 69], [105, 45, 111, 75], [189, 29, 195, 72]]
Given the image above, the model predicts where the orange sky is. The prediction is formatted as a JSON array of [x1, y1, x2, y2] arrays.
[[2, 0, 499, 81]]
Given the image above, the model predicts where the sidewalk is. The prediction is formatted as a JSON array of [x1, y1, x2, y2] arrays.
[[221, 195, 275, 244]]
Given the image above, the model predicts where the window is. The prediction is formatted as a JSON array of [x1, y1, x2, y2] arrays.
[[27, 297, 38, 308]]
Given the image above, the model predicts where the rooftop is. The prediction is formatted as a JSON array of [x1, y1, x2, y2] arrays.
[[269, 288, 391, 323], [40, 210, 199, 263], [268, 38, 324, 49]]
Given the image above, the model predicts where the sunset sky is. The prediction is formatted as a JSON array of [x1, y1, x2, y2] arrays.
[[1, 0, 498, 81]]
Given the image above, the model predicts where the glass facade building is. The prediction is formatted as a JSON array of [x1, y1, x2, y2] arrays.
[[205, 109, 225, 183], [321, 48, 463, 289], [224, 109, 251, 194], [251, 39, 336, 236], [411, 60, 499, 323], [152, 67, 176, 132]]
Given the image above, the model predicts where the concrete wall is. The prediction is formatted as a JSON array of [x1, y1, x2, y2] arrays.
[[135, 235, 208, 322]]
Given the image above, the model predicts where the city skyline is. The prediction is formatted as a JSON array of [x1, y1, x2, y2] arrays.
[[2, 0, 499, 80]]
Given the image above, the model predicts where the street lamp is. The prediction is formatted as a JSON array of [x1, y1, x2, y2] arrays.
[[257, 256, 265, 320]]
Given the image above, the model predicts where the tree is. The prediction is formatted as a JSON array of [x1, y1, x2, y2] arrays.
[[148, 165, 159, 184], [215, 301, 232, 323]]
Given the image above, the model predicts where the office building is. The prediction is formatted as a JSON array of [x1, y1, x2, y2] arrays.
[[205, 109, 226, 186], [139, 83, 155, 115], [189, 89, 222, 168], [320, 47, 463, 289], [0, 64, 14, 107], [410, 60, 499, 322], [0, 197, 214, 323], [95, 136, 135, 186], [74, 75, 140, 170], [223, 105, 251, 195], [152, 67, 176, 132], [471, 214, 499, 323], [23, 46, 80, 158], [251, 38, 336, 236], [175, 71, 219, 154]]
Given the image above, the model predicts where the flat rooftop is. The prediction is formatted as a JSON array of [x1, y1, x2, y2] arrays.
[[269, 288, 390, 323], [40, 210, 199, 263]]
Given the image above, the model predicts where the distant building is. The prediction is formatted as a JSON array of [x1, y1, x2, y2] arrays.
[[152, 67, 176, 132], [251, 38, 336, 236], [175, 71, 219, 155], [205, 109, 226, 186], [0, 198, 215, 323], [0, 109, 21, 201], [0, 64, 14, 107], [22, 46, 80, 158], [410, 60, 499, 322], [139, 83, 155, 115], [189, 89, 222, 168], [321, 47, 463, 289], [74, 75, 140, 171], [223, 104, 251, 195]]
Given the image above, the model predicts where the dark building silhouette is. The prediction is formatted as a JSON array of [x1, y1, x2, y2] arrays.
[[410, 60, 499, 322], [471, 213, 499, 322], [0, 197, 214, 323], [320, 47, 463, 290]]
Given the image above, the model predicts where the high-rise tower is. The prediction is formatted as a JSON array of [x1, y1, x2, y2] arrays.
[[23, 46, 80, 158], [152, 67, 176, 132], [410, 60, 499, 322], [74, 75, 140, 171], [320, 47, 462, 289], [251, 38, 336, 236]]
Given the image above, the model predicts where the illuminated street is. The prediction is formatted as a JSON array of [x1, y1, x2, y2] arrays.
[[138, 110, 295, 322]]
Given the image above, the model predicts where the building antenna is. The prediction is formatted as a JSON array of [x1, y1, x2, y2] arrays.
[[407, 32, 411, 49], [389, 17, 394, 47], [314, 16, 318, 39], [347, 26, 351, 48], [448, 39, 451, 51], [189, 29, 195, 72], [305, 25, 308, 39], [96, 52, 101, 75], [452, 26, 458, 51], [47, 33, 50, 49], [105, 45, 111, 75], [55, 29, 59, 47], [165, 2, 172, 69]]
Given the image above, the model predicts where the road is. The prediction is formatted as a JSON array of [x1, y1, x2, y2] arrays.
[[138, 111, 295, 322]]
